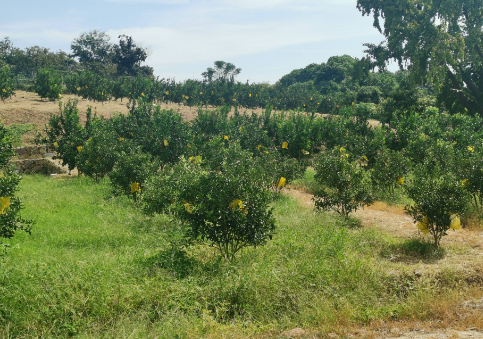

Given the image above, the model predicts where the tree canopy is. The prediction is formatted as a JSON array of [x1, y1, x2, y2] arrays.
[[112, 35, 152, 76], [202, 61, 241, 82], [357, 0, 483, 116], [70, 30, 112, 73]]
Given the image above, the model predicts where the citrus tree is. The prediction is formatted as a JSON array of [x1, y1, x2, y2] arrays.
[[313, 147, 374, 218], [33, 68, 63, 101], [143, 144, 276, 261], [405, 162, 469, 248], [0, 65, 15, 102], [0, 122, 33, 255]]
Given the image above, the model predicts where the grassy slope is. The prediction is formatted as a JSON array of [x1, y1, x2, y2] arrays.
[[0, 175, 477, 338]]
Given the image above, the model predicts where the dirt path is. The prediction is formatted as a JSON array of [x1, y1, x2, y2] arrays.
[[282, 187, 483, 338]]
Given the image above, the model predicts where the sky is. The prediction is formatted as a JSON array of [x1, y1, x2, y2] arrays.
[[0, 0, 389, 84]]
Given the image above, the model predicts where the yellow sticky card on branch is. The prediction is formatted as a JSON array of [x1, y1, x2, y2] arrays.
[[0, 197, 11, 214], [282, 142, 288, 149], [278, 177, 286, 188], [164, 140, 169, 146], [184, 203, 194, 214], [416, 216, 429, 235], [450, 214, 461, 230], [229, 199, 246, 212], [130, 182, 141, 194]]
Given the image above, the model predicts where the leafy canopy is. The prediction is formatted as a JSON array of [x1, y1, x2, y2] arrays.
[[357, 0, 483, 116]]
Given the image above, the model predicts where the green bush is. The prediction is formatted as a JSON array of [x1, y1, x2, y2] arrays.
[[371, 147, 411, 197], [109, 148, 160, 197], [404, 163, 470, 248], [33, 68, 63, 101], [0, 65, 15, 102], [313, 147, 374, 218], [0, 123, 33, 255], [143, 144, 276, 261], [37, 100, 93, 171], [76, 120, 130, 180]]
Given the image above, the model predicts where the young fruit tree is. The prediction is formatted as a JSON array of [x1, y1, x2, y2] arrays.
[[0, 122, 33, 255], [143, 144, 276, 261], [313, 147, 374, 218], [404, 163, 469, 248]]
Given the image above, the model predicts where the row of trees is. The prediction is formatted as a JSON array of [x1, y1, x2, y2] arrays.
[[36, 96, 482, 252], [0, 30, 151, 78]]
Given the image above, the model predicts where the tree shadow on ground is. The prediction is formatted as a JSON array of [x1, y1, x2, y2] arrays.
[[139, 245, 223, 279], [380, 238, 447, 264]]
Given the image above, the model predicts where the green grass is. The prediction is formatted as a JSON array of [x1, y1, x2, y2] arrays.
[[0, 175, 471, 338], [290, 167, 318, 194], [6, 123, 35, 147]]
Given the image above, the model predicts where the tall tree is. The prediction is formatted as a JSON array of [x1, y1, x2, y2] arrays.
[[202, 61, 241, 82], [357, 0, 483, 116], [71, 30, 113, 73], [112, 35, 152, 76]]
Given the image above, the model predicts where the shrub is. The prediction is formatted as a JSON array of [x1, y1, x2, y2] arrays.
[[0, 123, 33, 255], [109, 148, 160, 197], [0, 65, 15, 102], [371, 147, 411, 197], [404, 163, 470, 248], [76, 120, 129, 180], [313, 147, 374, 218], [37, 100, 93, 171], [143, 144, 276, 261], [33, 68, 63, 101]]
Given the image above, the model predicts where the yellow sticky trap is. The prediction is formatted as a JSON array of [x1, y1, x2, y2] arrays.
[[164, 139, 169, 146], [224, 135, 229, 140], [450, 215, 461, 230], [239, 127, 242, 132], [184, 203, 194, 214], [77, 146, 83, 152], [278, 177, 286, 188], [229, 199, 246, 212], [53, 142, 59, 148], [467, 146, 474, 152], [119, 137, 125, 141], [282, 142, 288, 149], [130, 182, 141, 194], [397, 177, 405, 185], [0, 197, 11, 214], [417, 216, 429, 234]]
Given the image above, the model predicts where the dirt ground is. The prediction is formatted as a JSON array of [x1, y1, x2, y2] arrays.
[[282, 187, 483, 339], [0, 90, 273, 126], [0, 90, 382, 128]]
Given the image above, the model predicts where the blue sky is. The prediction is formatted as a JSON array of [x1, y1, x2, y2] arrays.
[[0, 0, 388, 83]]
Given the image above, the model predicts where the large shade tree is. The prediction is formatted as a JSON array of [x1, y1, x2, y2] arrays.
[[202, 61, 241, 83], [357, 0, 483, 116], [71, 30, 113, 73], [112, 35, 153, 76]]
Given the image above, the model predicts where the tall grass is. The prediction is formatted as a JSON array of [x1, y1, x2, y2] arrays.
[[0, 175, 475, 338]]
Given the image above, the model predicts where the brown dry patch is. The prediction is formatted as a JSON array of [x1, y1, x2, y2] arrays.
[[282, 187, 483, 292], [0, 90, 280, 127]]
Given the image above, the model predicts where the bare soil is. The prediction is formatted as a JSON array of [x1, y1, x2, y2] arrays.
[[0, 91, 382, 146], [282, 187, 483, 339]]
